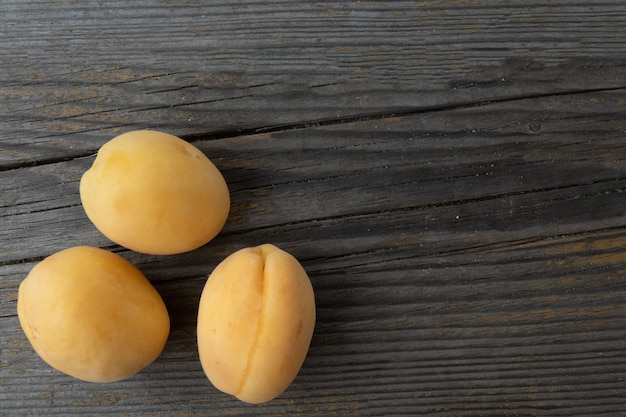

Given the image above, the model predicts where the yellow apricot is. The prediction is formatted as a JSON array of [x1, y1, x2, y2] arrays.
[[197, 244, 316, 403], [17, 246, 170, 383], [80, 130, 230, 255]]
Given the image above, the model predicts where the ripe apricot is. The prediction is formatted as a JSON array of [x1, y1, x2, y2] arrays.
[[17, 246, 170, 383], [80, 130, 230, 255], [197, 244, 316, 403]]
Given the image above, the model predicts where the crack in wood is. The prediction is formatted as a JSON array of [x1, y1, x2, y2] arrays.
[[184, 84, 626, 141], [2, 84, 624, 173], [221, 176, 626, 239]]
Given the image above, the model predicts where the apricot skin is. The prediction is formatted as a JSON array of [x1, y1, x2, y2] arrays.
[[80, 130, 230, 255], [197, 244, 316, 403], [17, 246, 170, 383]]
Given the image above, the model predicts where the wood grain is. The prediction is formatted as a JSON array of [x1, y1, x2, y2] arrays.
[[1, 1, 626, 416], [2, 1, 626, 165]]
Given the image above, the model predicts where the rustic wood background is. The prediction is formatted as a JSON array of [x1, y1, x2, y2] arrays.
[[2, 1, 626, 416]]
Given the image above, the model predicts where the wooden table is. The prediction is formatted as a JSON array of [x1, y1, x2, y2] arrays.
[[2, 1, 626, 415]]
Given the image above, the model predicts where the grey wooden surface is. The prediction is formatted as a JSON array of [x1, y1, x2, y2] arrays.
[[1, 1, 626, 416]]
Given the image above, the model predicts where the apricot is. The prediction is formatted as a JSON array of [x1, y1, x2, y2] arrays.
[[17, 246, 170, 383], [197, 244, 315, 403], [80, 130, 230, 255]]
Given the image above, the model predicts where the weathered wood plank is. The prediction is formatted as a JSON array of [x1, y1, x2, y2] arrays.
[[3, 89, 625, 262], [2, 1, 626, 167], [2, 89, 626, 415]]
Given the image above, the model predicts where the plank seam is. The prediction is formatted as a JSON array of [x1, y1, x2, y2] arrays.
[[2, 85, 624, 173]]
